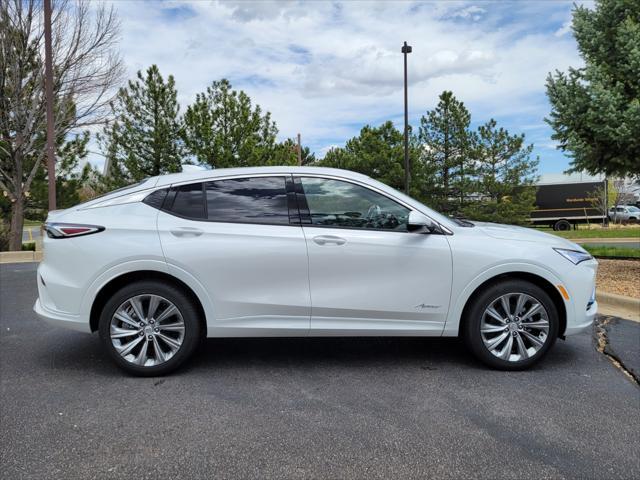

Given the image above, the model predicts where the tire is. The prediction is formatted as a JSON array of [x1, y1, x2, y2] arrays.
[[553, 219, 571, 231], [462, 280, 559, 370], [98, 280, 202, 376]]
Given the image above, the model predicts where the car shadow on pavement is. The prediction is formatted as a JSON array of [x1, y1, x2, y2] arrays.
[[34, 332, 583, 377]]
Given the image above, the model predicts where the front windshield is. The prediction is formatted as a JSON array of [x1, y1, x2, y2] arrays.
[[627, 206, 640, 212]]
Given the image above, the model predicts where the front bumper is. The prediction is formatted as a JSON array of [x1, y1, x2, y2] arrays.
[[33, 298, 91, 333], [564, 300, 597, 336]]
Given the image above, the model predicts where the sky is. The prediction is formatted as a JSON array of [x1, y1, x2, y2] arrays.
[[93, 0, 592, 174]]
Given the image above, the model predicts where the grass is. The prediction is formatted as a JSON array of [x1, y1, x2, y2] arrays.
[[542, 226, 640, 239], [582, 245, 640, 258], [23, 219, 42, 227]]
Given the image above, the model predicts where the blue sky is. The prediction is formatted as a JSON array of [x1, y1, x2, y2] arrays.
[[97, 0, 591, 174]]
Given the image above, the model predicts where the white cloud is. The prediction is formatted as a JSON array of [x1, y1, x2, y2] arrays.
[[90, 0, 582, 171]]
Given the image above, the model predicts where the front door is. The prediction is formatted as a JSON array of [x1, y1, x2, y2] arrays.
[[295, 176, 452, 335]]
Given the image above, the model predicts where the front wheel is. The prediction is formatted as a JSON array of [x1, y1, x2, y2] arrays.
[[98, 280, 202, 376], [462, 280, 559, 370]]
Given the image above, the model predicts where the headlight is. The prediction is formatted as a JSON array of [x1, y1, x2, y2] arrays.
[[553, 248, 593, 265]]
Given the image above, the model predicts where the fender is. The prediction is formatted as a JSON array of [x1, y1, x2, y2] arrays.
[[442, 261, 574, 336], [79, 259, 216, 328]]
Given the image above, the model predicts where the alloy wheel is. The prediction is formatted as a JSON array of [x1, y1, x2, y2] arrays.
[[480, 292, 550, 362], [110, 294, 185, 367]]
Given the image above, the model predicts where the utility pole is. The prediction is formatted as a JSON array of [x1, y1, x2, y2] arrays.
[[44, 0, 56, 210], [297, 133, 302, 166], [401, 41, 412, 194]]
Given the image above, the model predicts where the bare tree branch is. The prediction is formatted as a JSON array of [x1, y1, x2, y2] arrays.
[[1, 0, 123, 249]]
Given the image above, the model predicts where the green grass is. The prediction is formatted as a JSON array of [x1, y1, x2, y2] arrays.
[[582, 245, 640, 258], [23, 219, 42, 227], [541, 227, 640, 239]]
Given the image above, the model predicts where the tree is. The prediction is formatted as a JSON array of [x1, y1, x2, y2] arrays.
[[418, 91, 473, 214], [546, 0, 640, 177], [100, 65, 184, 182], [462, 119, 539, 225], [0, 0, 123, 250], [183, 79, 287, 168], [29, 131, 92, 218], [320, 121, 415, 192]]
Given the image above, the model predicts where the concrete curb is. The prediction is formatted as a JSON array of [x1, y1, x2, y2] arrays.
[[597, 291, 640, 315], [0, 251, 42, 264], [573, 238, 640, 243]]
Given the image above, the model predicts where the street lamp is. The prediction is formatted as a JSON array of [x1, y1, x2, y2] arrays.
[[401, 41, 412, 194]]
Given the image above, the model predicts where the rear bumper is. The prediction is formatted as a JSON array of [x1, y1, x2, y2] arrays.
[[33, 298, 91, 333]]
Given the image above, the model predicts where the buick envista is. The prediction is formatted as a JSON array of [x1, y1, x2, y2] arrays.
[[34, 167, 598, 375]]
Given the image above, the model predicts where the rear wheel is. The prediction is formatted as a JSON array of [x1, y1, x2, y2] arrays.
[[462, 280, 559, 370], [98, 280, 202, 376], [553, 219, 571, 231]]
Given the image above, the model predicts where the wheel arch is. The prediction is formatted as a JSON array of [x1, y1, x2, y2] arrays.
[[89, 270, 207, 333], [458, 272, 567, 338]]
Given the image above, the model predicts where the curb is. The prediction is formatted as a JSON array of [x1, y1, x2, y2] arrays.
[[597, 291, 640, 313], [0, 251, 43, 264], [573, 238, 640, 243]]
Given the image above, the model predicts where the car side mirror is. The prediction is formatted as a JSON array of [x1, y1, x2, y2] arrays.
[[407, 211, 436, 233]]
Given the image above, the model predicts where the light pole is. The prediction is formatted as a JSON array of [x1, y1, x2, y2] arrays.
[[401, 41, 412, 194], [44, 0, 56, 210]]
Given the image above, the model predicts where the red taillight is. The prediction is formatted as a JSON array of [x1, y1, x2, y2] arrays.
[[44, 223, 105, 239]]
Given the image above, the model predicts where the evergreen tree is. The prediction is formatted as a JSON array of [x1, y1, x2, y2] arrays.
[[320, 121, 415, 192], [546, 0, 640, 177], [182, 79, 284, 168], [29, 131, 91, 216], [462, 119, 538, 225], [418, 91, 473, 214], [101, 65, 184, 182]]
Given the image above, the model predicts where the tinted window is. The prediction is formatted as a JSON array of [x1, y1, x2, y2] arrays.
[[300, 177, 410, 231], [171, 183, 205, 219], [143, 189, 168, 210], [205, 177, 289, 225]]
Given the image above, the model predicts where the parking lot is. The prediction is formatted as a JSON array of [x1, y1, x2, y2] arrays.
[[1, 263, 638, 479]]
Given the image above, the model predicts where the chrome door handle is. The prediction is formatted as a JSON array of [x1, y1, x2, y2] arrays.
[[170, 227, 204, 237], [313, 235, 346, 246]]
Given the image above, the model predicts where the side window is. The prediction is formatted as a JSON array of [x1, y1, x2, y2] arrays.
[[205, 176, 289, 225], [170, 183, 205, 219], [299, 177, 410, 231]]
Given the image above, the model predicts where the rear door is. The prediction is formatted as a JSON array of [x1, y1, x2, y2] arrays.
[[294, 176, 452, 336], [157, 175, 310, 336]]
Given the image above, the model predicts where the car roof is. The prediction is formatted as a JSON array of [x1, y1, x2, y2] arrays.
[[153, 166, 372, 187]]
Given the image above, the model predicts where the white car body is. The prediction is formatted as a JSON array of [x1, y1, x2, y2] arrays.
[[608, 205, 640, 222], [34, 167, 598, 370]]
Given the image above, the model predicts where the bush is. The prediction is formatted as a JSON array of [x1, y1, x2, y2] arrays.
[[21, 242, 36, 251], [0, 221, 9, 251]]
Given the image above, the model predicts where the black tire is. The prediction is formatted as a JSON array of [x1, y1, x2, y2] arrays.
[[98, 280, 202, 376], [553, 219, 571, 231], [462, 279, 559, 370]]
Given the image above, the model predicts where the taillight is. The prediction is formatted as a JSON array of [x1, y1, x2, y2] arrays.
[[44, 223, 105, 239]]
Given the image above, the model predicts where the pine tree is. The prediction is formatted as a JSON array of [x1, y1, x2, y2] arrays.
[[462, 119, 539, 225], [418, 91, 473, 214], [546, 0, 640, 177], [101, 65, 184, 182], [182, 79, 285, 168], [319, 121, 416, 192]]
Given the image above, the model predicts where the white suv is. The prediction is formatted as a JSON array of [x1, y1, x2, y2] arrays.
[[608, 205, 640, 222], [35, 167, 598, 375]]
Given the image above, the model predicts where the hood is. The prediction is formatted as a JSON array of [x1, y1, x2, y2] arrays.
[[473, 222, 585, 251]]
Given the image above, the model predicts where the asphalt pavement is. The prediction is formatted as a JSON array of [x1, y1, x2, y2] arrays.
[[1, 263, 639, 479]]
